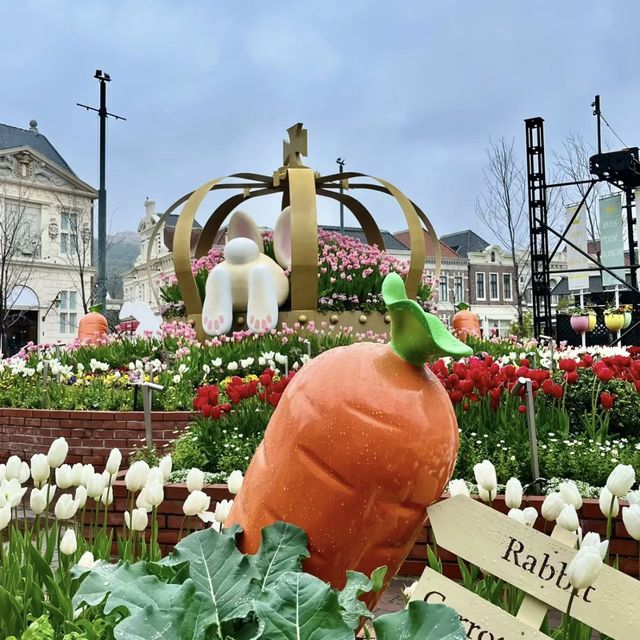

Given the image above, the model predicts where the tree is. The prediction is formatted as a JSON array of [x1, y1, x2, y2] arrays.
[[0, 181, 41, 352], [476, 138, 528, 334]]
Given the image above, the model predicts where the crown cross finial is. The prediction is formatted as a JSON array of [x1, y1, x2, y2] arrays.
[[283, 123, 308, 167]]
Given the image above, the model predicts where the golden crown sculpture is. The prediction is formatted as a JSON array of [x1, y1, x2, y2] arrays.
[[145, 123, 441, 342]]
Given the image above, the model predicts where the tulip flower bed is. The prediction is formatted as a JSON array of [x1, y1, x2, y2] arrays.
[[158, 230, 435, 318]]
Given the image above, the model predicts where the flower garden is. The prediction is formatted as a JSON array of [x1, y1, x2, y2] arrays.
[[2, 231, 640, 639]]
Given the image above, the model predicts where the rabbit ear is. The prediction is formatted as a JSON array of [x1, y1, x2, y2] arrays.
[[228, 211, 264, 252], [274, 206, 292, 268]]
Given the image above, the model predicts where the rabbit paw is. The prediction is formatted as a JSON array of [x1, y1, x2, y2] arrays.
[[247, 264, 279, 334], [202, 267, 233, 336]]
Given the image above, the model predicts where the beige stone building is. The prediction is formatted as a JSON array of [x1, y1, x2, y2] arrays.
[[0, 120, 97, 353]]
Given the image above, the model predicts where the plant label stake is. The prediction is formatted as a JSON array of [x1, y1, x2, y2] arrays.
[[422, 495, 640, 639], [138, 382, 164, 450], [512, 377, 540, 481]]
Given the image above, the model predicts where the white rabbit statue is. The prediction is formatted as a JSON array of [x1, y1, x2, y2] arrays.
[[202, 207, 291, 335], [119, 300, 163, 337]]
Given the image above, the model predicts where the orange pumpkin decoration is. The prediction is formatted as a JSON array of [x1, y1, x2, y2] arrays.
[[77, 308, 109, 342], [451, 303, 481, 341], [226, 274, 472, 609]]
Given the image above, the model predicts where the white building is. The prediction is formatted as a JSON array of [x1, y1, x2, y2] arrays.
[[0, 120, 97, 353]]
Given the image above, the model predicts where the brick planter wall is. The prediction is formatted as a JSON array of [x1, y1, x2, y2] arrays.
[[92, 484, 639, 580], [0, 408, 191, 468]]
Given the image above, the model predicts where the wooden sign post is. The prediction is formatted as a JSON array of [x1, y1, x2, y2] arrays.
[[411, 496, 640, 640]]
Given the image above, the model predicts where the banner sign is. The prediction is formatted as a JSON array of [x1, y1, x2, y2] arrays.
[[599, 194, 625, 288], [565, 204, 590, 290]]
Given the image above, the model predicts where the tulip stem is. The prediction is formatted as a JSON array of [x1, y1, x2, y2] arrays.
[[151, 506, 158, 562], [178, 516, 186, 542], [605, 495, 615, 564], [561, 588, 578, 640], [103, 475, 113, 532]]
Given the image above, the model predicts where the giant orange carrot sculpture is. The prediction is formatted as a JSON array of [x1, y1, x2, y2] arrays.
[[226, 273, 472, 607]]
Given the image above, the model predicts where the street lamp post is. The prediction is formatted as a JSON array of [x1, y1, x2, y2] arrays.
[[336, 157, 345, 235]]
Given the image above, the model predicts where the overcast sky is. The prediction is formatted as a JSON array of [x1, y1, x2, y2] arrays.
[[1, 1, 638, 242]]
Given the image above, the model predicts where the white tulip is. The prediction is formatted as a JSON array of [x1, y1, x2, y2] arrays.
[[187, 468, 204, 493], [86, 473, 105, 500], [54, 494, 79, 520], [505, 478, 523, 510], [227, 470, 243, 495], [136, 489, 152, 512], [60, 529, 77, 555], [18, 461, 30, 483], [124, 507, 148, 531], [147, 467, 164, 487], [47, 437, 69, 468], [522, 507, 538, 528], [448, 479, 470, 498], [74, 485, 88, 509], [567, 545, 603, 590], [183, 490, 210, 517], [71, 463, 84, 487], [30, 453, 50, 488], [473, 460, 497, 493], [143, 482, 164, 508], [622, 504, 640, 541], [80, 464, 95, 488], [599, 486, 619, 518], [105, 449, 122, 476], [5, 455, 22, 481], [77, 551, 97, 569], [508, 508, 526, 524], [606, 464, 636, 498], [581, 532, 608, 560], [626, 490, 640, 505], [159, 455, 172, 481], [100, 486, 114, 506], [41, 483, 57, 507], [0, 503, 11, 530], [558, 480, 583, 510], [30, 488, 46, 515], [0, 465, 6, 483], [125, 461, 149, 493], [541, 492, 565, 521], [478, 486, 497, 503], [55, 465, 73, 490], [214, 499, 233, 523], [4, 479, 27, 507], [557, 504, 580, 532]]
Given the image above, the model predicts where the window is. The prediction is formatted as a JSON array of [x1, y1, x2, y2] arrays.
[[476, 272, 485, 300], [59, 290, 78, 334], [490, 251, 496, 263], [60, 212, 78, 256], [490, 273, 499, 300], [503, 273, 512, 301], [439, 278, 448, 303], [5, 200, 41, 256], [454, 276, 464, 303]]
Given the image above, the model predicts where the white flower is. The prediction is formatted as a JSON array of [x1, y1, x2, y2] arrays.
[[214, 499, 233, 523], [187, 468, 204, 493], [606, 464, 636, 498], [47, 437, 69, 468], [55, 464, 73, 490], [473, 460, 497, 494], [0, 503, 10, 530], [18, 461, 30, 484], [5, 455, 22, 481], [172, 374, 182, 384], [599, 486, 619, 518], [227, 362, 238, 371], [478, 486, 496, 503], [125, 461, 149, 493], [80, 464, 95, 488], [558, 480, 583, 510], [240, 357, 254, 369], [622, 504, 640, 540], [227, 470, 243, 495], [100, 487, 114, 506], [508, 508, 526, 524], [403, 581, 419, 601], [557, 504, 580, 532], [86, 473, 106, 500], [567, 544, 604, 590], [77, 551, 97, 569], [202, 364, 211, 375], [183, 490, 210, 517], [75, 485, 88, 509], [60, 529, 77, 555], [541, 492, 565, 521], [3, 478, 27, 507], [159, 455, 172, 481], [30, 488, 47, 515], [55, 494, 79, 520], [178, 363, 188, 375], [30, 453, 50, 488], [105, 449, 122, 476], [124, 507, 149, 531], [41, 483, 57, 507], [211, 358, 222, 368], [448, 479, 470, 498], [71, 463, 84, 487], [626, 490, 640, 506], [505, 478, 523, 510], [141, 482, 163, 508], [581, 532, 608, 560], [522, 507, 538, 528]]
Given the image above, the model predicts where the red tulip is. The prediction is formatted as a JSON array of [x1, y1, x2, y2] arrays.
[[517, 404, 527, 413], [565, 371, 579, 384], [596, 367, 614, 382], [559, 358, 578, 372], [600, 392, 615, 410]]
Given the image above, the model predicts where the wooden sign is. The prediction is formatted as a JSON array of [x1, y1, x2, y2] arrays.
[[411, 568, 550, 640], [426, 495, 640, 640]]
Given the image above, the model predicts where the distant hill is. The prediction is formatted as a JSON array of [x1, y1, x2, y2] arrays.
[[106, 231, 140, 298]]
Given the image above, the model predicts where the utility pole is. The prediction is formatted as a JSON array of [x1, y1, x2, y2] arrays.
[[77, 70, 126, 309], [336, 157, 345, 235]]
